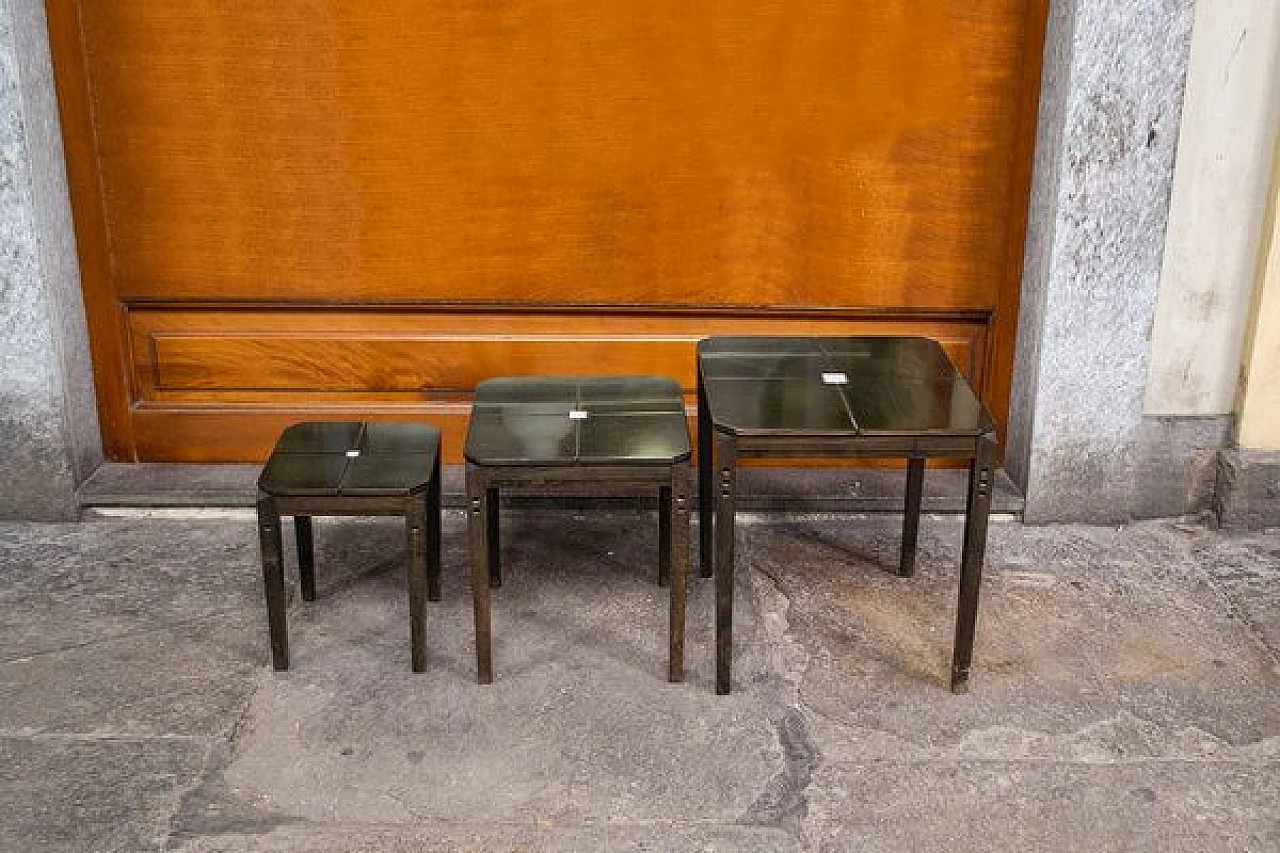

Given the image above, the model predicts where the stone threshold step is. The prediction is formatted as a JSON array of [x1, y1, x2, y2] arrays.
[[79, 463, 1025, 515]]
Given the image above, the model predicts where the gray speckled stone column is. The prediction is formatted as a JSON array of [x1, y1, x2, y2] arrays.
[[0, 0, 100, 520], [1008, 0, 1194, 523]]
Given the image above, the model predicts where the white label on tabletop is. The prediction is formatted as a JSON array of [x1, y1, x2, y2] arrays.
[[821, 372, 849, 385], [568, 410, 589, 420]]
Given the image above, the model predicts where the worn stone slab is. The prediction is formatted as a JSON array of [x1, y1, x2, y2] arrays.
[[1190, 525, 1280, 663], [1130, 415, 1234, 519], [0, 520, 265, 659], [1215, 449, 1280, 530], [0, 521, 266, 737], [77, 464, 264, 509], [0, 614, 261, 738], [807, 759, 1279, 852], [0, 735, 207, 853]]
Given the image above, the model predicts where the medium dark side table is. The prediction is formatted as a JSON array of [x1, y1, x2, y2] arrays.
[[464, 376, 691, 684], [256, 421, 442, 672], [697, 336, 997, 695]]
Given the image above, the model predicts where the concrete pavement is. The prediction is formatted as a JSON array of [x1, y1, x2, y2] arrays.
[[1, 512, 1276, 851]]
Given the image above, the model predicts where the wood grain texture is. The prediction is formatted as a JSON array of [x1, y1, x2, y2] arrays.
[[78, 1, 1032, 308], [130, 309, 983, 396], [48, 1, 1047, 461]]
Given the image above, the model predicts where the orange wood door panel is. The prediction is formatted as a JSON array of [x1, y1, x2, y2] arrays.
[[47, 1, 1048, 461], [129, 309, 984, 397], [125, 309, 986, 461]]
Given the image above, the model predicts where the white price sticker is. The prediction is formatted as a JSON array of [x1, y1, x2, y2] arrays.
[[345, 449, 361, 457], [821, 372, 849, 385], [568, 410, 589, 420]]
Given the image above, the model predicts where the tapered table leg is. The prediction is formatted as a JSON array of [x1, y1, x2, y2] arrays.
[[427, 460, 443, 602], [468, 469, 494, 684], [658, 485, 672, 588], [667, 469, 690, 682], [257, 495, 288, 670], [406, 496, 428, 673], [714, 432, 737, 695], [899, 456, 925, 577], [951, 434, 996, 693], [487, 487, 502, 589], [698, 369, 714, 578], [294, 515, 315, 601]]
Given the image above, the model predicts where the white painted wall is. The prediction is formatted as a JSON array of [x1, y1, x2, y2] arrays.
[[1237, 142, 1280, 449], [1145, 0, 1280, 416]]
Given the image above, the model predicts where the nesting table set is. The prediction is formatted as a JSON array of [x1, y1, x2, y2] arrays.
[[256, 336, 998, 694]]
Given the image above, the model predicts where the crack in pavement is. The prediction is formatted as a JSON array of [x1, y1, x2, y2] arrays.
[[737, 555, 824, 841], [164, 739, 302, 845], [743, 707, 822, 835]]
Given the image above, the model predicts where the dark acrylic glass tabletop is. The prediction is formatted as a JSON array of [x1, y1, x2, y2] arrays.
[[697, 336, 994, 437], [258, 421, 440, 497], [465, 376, 690, 465]]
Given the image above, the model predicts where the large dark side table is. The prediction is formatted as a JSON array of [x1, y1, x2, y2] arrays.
[[697, 336, 997, 695], [464, 376, 691, 684], [256, 421, 442, 672]]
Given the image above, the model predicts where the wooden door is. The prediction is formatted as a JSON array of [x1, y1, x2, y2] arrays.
[[48, 1, 1048, 462]]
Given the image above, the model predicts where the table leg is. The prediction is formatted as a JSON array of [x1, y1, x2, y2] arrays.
[[257, 495, 288, 670], [428, 459, 443, 602], [951, 434, 996, 693], [697, 368, 714, 578], [668, 467, 690, 682], [714, 432, 736, 695], [487, 486, 502, 589], [899, 456, 925, 578], [658, 485, 672, 588], [406, 496, 428, 673], [294, 515, 316, 601], [468, 469, 494, 684]]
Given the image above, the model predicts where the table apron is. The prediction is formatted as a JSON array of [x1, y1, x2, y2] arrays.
[[724, 434, 985, 459], [468, 464, 682, 491], [266, 495, 420, 516]]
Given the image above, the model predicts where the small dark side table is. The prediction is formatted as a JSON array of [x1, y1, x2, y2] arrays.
[[464, 376, 691, 684], [697, 336, 997, 695], [256, 421, 442, 672]]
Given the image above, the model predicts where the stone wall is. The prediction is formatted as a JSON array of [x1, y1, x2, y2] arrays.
[[0, 0, 100, 521], [1009, 0, 1196, 523]]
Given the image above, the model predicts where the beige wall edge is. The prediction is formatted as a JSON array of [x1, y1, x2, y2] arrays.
[[1146, 1, 1280, 416], [1236, 133, 1280, 450]]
